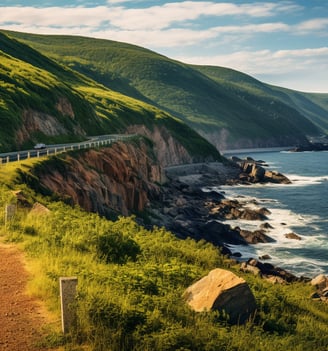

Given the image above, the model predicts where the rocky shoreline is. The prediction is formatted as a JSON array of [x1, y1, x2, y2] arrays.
[[145, 157, 311, 284]]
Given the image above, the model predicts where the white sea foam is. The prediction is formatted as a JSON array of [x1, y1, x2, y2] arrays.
[[286, 174, 328, 186], [218, 187, 327, 277], [220, 151, 328, 276]]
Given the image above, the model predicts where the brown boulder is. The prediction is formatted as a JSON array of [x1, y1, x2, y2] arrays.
[[183, 268, 257, 324], [240, 207, 269, 221], [311, 274, 328, 291], [284, 232, 302, 240], [239, 229, 275, 244], [29, 202, 50, 215], [264, 170, 291, 184]]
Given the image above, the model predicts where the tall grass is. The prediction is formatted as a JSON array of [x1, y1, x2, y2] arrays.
[[0, 177, 328, 350]]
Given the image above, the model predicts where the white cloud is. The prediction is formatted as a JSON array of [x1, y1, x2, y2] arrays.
[[104, 1, 301, 31], [0, 2, 303, 32], [295, 18, 328, 33], [0, 2, 326, 92], [273, 47, 328, 58], [0, 6, 109, 28], [94, 27, 218, 47], [175, 46, 328, 90], [211, 22, 289, 34]]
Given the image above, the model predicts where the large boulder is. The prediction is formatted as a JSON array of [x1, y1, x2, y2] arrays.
[[183, 268, 257, 324], [311, 274, 328, 291]]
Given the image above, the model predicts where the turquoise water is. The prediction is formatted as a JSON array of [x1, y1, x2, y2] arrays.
[[220, 150, 328, 278]]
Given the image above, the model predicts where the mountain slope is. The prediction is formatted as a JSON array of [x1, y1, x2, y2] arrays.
[[0, 32, 221, 163], [4, 30, 326, 150], [194, 65, 328, 133]]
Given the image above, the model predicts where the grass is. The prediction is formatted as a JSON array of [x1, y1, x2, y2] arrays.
[[4, 30, 326, 148], [0, 31, 221, 162], [0, 158, 328, 351]]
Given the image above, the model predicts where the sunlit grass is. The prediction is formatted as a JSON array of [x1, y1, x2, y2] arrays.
[[0, 169, 327, 351]]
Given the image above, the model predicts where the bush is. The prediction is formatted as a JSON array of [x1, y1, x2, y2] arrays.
[[96, 231, 141, 264]]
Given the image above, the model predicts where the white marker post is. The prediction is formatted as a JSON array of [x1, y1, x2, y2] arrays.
[[4, 204, 16, 230], [59, 277, 78, 334]]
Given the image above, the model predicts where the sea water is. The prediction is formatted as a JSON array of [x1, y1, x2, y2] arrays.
[[220, 150, 328, 278]]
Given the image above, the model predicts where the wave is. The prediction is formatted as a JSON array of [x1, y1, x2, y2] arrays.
[[220, 150, 328, 277], [218, 188, 327, 277], [286, 174, 328, 186]]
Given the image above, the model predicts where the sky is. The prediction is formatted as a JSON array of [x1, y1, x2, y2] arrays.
[[0, 0, 327, 93]]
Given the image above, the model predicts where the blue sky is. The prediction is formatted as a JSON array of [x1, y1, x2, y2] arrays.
[[1, 0, 327, 92]]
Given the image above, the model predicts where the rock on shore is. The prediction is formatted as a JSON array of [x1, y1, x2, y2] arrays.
[[147, 159, 290, 255], [145, 158, 303, 284]]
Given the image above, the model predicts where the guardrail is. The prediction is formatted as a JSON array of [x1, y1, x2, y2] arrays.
[[0, 134, 134, 165]]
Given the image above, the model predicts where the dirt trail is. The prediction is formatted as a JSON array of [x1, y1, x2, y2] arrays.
[[0, 243, 58, 351]]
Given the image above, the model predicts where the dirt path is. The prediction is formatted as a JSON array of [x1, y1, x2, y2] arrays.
[[0, 243, 58, 350]]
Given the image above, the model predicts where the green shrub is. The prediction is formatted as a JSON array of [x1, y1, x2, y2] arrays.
[[96, 231, 141, 264]]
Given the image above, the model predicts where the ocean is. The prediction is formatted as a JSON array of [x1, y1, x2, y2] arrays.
[[220, 150, 328, 278]]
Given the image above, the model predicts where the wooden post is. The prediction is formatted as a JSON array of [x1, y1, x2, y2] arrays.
[[59, 277, 78, 334], [4, 204, 16, 230]]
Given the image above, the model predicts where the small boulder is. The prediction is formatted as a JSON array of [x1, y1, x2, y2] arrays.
[[264, 275, 286, 285], [240, 262, 261, 276], [259, 254, 271, 260], [29, 202, 50, 215], [260, 222, 274, 230], [264, 170, 291, 184], [183, 268, 257, 324], [238, 229, 275, 244], [284, 232, 302, 240]]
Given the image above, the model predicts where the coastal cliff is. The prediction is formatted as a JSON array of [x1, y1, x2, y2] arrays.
[[21, 138, 164, 217]]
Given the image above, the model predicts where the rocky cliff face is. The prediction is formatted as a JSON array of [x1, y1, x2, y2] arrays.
[[15, 98, 86, 146], [32, 139, 164, 217], [126, 125, 194, 167]]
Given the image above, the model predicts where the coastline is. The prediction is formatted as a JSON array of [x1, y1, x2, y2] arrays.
[[222, 146, 293, 155], [145, 157, 314, 283], [153, 151, 328, 281]]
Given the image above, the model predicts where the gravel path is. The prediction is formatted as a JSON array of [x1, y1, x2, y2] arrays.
[[0, 243, 57, 351]]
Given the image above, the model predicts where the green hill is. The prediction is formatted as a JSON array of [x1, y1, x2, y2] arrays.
[[194, 65, 328, 133], [4, 30, 327, 150], [0, 31, 221, 162]]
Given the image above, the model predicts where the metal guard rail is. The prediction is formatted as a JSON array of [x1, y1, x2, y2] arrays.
[[0, 134, 135, 165]]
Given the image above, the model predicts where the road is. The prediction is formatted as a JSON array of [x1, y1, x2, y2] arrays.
[[0, 134, 133, 164]]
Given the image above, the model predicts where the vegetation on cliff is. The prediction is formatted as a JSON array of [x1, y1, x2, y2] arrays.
[[4, 30, 327, 150], [0, 31, 221, 164], [0, 155, 328, 351]]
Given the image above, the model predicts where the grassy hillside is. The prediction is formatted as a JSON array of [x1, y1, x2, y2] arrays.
[[1, 159, 328, 350], [4, 30, 326, 150], [0, 32, 221, 161], [194, 65, 328, 133]]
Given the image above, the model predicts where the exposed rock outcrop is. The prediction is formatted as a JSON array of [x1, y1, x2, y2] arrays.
[[28, 139, 164, 217], [311, 274, 328, 302], [16, 107, 85, 146], [55, 97, 75, 118], [285, 232, 302, 240], [126, 125, 220, 167], [146, 162, 279, 253], [230, 157, 291, 184], [183, 268, 257, 324], [208, 198, 271, 221], [240, 258, 300, 283]]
